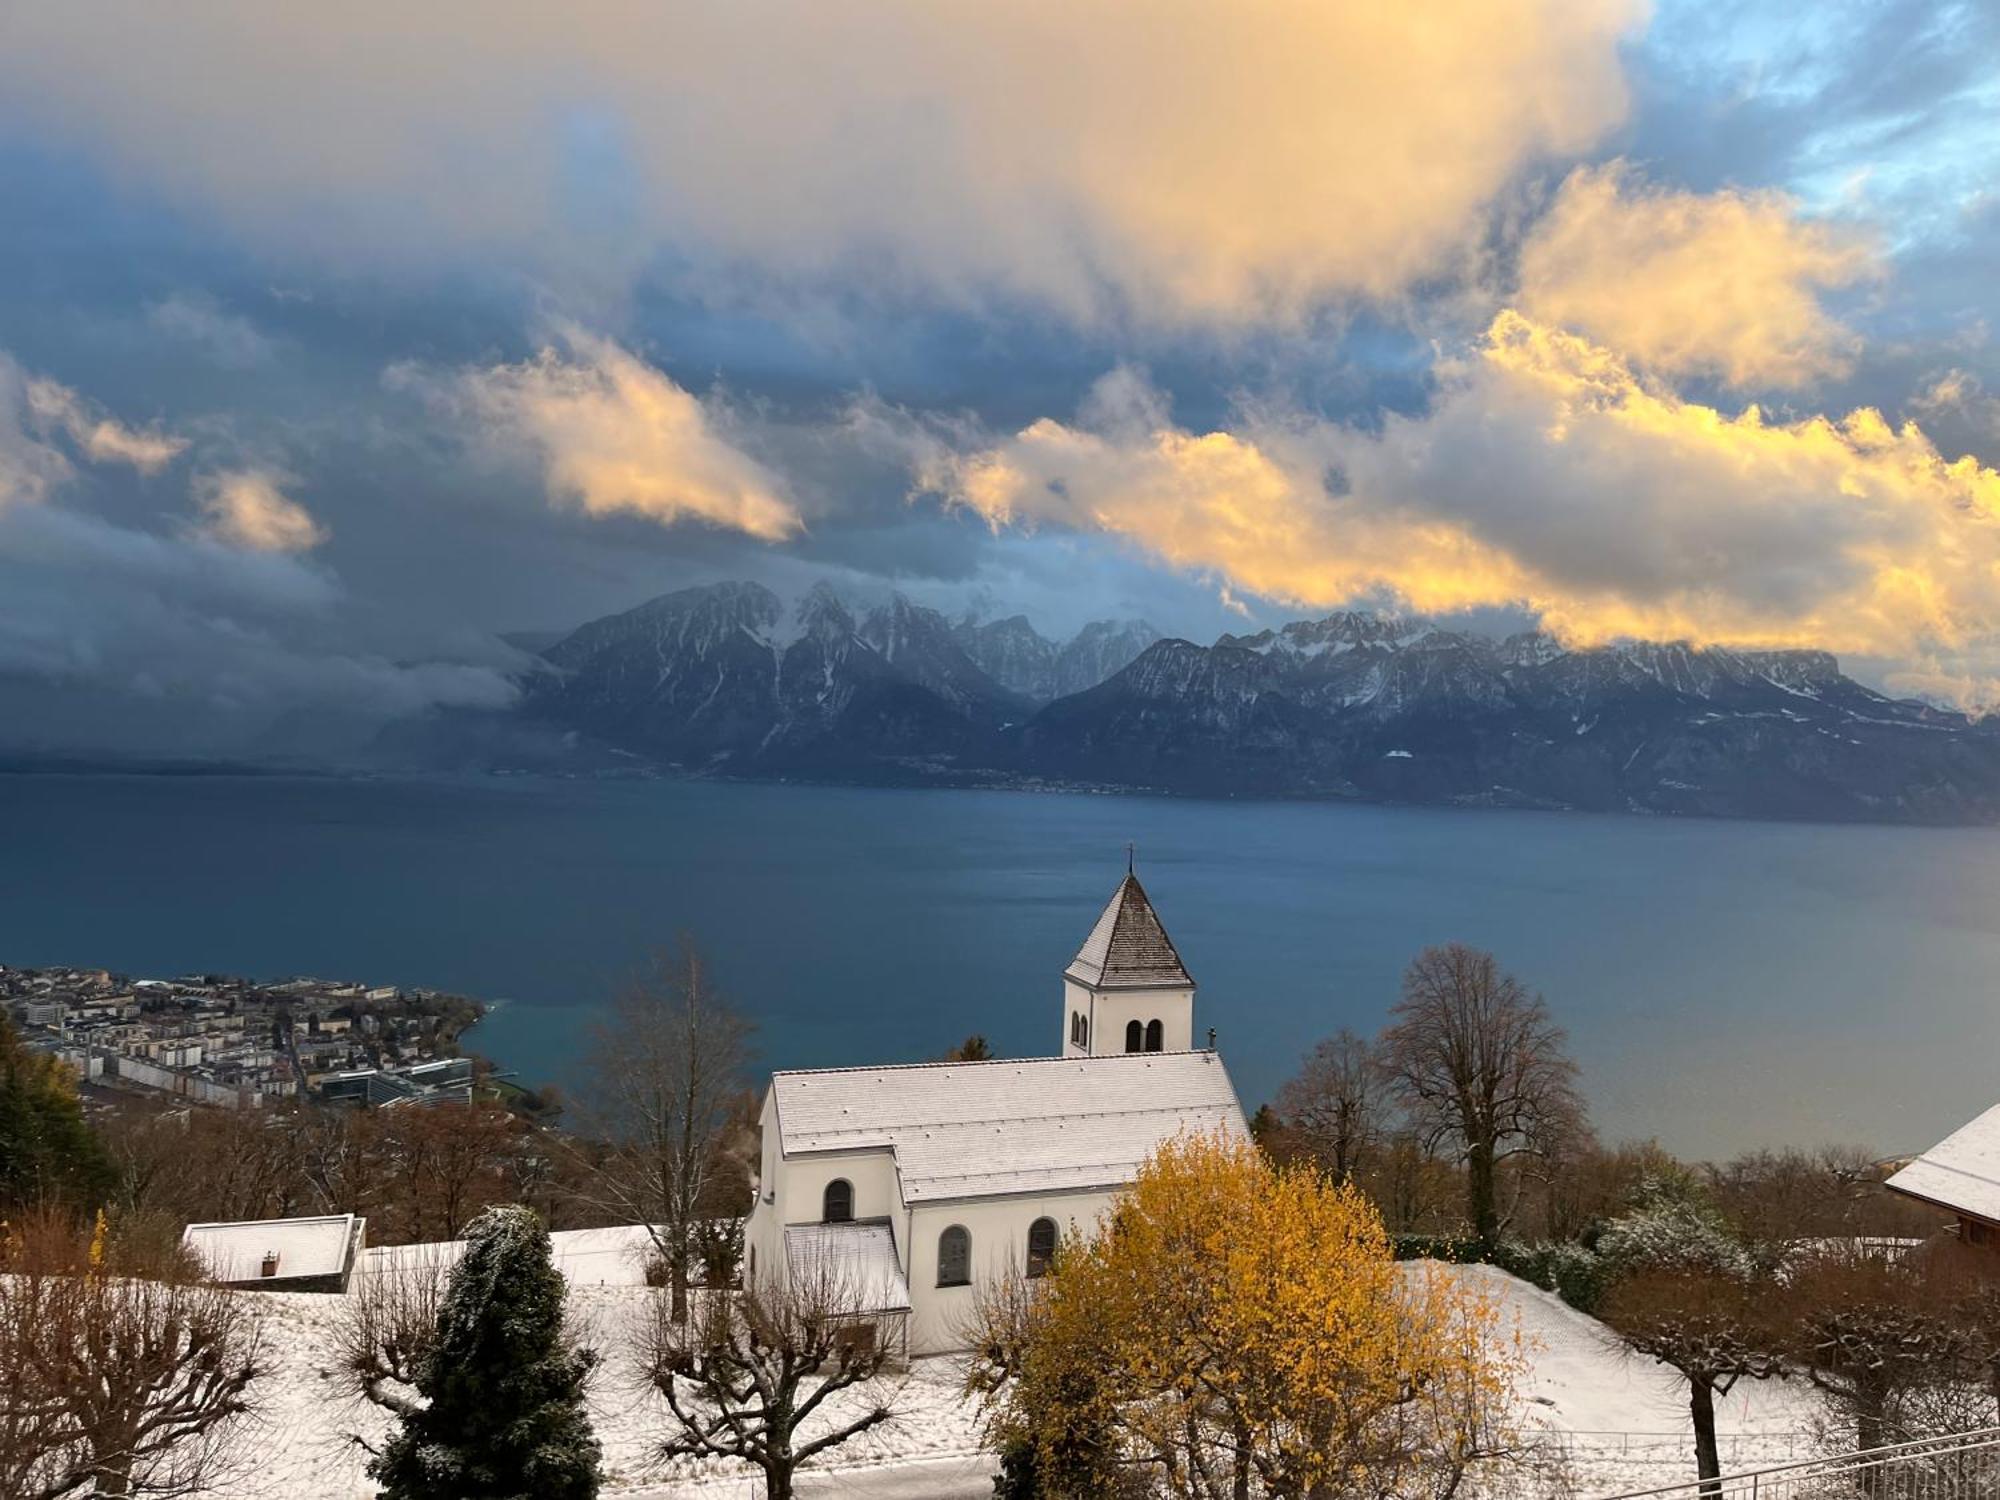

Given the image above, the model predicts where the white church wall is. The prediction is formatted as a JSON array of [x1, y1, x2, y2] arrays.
[[904, 1188, 1117, 1355], [1088, 985, 1195, 1055]]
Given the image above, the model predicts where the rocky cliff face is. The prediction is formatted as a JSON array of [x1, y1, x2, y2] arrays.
[[952, 613, 1163, 702]]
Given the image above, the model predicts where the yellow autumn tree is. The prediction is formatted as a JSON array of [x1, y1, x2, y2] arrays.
[[983, 1132, 1526, 1500]]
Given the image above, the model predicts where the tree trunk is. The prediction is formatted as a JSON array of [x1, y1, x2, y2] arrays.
[[1468, 1138, 1499, 1252], [671, 1246, 689, 1323], [1690, 1378, 1722, 1498], [764, 1461, 793, 1500]]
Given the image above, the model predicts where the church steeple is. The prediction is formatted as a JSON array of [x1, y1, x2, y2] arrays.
[[1061, 868, 1198, 1057]]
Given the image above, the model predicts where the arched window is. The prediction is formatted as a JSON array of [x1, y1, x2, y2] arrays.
[[1144, 1018, 1163, 1052], [1078, 1014, 1088, 1049], [937, 1225, 972, 1287], [1125, 1019, 1143, 1053], [823, 1178, 853, 1224], [1027, 1217, 1058, 1279]]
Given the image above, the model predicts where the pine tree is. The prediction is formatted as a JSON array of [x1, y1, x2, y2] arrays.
[[0, 1013, 113, 1212], [370, 1205, 603, 1500]]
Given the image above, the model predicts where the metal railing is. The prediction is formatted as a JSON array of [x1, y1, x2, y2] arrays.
[[1590, 1427, 2000, 1500]]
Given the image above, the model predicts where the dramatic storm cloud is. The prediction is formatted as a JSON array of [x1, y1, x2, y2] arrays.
[[0, 0, 1995, 748], [905, 315, 2000, 688], [0, 0, 1638, 324]]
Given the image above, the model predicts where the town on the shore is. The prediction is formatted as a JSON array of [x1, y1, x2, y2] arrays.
[[1, 961, 490, 1111]]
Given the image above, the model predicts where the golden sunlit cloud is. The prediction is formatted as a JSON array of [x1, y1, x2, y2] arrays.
[[194, 469, 327, 552], [396, 329, 803, 541], [908, 312, 2000, 695], [23, 376, 187, 474], [0, 0, 1639, 325], [1516, 162, 1878, 389]]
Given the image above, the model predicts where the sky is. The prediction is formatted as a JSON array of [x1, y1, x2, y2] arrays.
[[0, 0, 1996, 755]]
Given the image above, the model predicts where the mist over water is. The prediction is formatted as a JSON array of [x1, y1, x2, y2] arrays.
[[5, 772, 1998, 1161]]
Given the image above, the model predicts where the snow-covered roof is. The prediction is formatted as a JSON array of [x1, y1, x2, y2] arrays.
[[1064, 873, 1195, 990], [361, 1223, 663, 1288], [1887, 1101, 2000, 1225], [182, 1213, 363, 1284], [784, 1221, 912, 1314], [771, 1050, 1246, 1202]]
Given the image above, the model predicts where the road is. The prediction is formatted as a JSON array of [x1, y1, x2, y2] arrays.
[[625, 1452, 998, 1499]]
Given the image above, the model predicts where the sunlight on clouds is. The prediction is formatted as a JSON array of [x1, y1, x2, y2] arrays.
[[0, 0, 1639, 325], [23, 377, 187, 474], [912, 313, 2000, 695], [1517, 163, 1879, 389], [397, 329, 802, 541], [195, 469, 327, 552]]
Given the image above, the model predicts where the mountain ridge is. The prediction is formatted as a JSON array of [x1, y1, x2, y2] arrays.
[[424, 583, 2000, 824]]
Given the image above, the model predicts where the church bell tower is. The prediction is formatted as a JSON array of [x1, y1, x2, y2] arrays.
[[1061, 866, 1197, 1058]]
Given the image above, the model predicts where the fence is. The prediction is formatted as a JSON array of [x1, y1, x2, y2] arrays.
[[1589, 1428, 2000, 1500]]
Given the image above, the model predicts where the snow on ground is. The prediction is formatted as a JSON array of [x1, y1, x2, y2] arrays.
[[1442, 1262, 1829, 1495], [205, 1261, 1829, 1499]]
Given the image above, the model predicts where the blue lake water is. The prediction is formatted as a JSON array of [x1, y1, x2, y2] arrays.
[[4, 772, 1998, 1160]]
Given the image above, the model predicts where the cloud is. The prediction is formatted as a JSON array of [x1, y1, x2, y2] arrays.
[[394, 328, 803, 540], [194, 468, 327, 552], [903, 312, 2000, 694], [22, 375, 187, 473], [0, 352, 516, 753], [147, 292, 277, 368], [0, 0, 1638, 325], [1515, 163, 1879, 388]]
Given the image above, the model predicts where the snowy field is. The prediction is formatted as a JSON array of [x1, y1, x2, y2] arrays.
[[205, 1259, 1830, 1499]]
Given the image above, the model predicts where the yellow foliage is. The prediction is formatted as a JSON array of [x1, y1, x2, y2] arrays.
[[1000, 1132, 1526, 1499]]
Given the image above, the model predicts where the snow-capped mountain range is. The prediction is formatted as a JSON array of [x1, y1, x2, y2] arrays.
[[430, 584, 2000, 823]]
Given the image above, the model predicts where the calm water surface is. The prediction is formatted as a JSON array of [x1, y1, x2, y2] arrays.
[[4, 772, 1997, 1160]]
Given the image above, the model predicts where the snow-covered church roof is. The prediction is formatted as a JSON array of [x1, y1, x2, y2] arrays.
[[1887, 1100, 2000, 1226], [770, 1051, 1245, 1203], [1064, 873, 1196, 991]]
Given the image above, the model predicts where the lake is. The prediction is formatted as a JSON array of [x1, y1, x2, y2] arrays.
[[4, 771, 1998, 1160]]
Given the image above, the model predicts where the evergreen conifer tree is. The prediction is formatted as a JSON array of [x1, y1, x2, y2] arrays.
[[0, 1013, 113, 1212], [370, 1204, 603, 1500]]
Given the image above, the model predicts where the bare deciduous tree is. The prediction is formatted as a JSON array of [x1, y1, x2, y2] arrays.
[[575, 940, 755, 1321], [0, 1213, 264, 1500], [331, 1248, 454, 1433], [1379, 943, 1586, 1249], [1273, 1028, 1382, 1186], [641, 1253, 901, 1500]]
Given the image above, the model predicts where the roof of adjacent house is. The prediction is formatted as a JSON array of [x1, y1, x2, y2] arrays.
[[362, 1223, 664, 1288], [1887, 1101, 2000, 1225], [770, 1050, 1246, 1203], [1064, 874, 1195, 991], [182, 1213, 363, 1284], [784, 1221, 912, 1314]]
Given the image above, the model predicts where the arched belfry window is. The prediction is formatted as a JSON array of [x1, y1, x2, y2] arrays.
[[938, 1225, 971, 1287], [823, 1178, 853, 1224], [1125, 1019, 1143, 1053], [1027, 1217, 1058, 1278], [1078, 1014, 1089, 1049], [1144, 1019, 1164, 1052]]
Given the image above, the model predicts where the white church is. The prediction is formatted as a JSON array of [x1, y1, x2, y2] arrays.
[[743, 869, 1250, 1356]]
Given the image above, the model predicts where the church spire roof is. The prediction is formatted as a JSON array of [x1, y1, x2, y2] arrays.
[[1065, 872, 1196, 991]]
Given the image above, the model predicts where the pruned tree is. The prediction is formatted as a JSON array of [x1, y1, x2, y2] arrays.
[[331, 1244, 454, 1428], [0, 1211, 264, 1500], [368, 1205, 603, 1500], [1379, 943, 1586, 1250], [1786, 1247, 1978, 1457], [1273, 1027, 1382, 1186], [641, 1251, 902, 1500], [576, 939, 755, 1321], [1601, 1268, 1787, 1494]]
